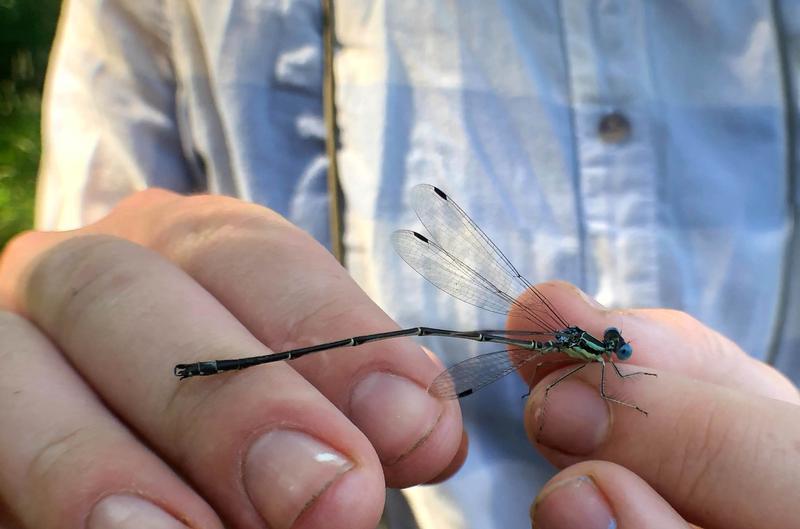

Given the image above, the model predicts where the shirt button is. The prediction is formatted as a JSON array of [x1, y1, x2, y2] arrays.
[[598, 111, 631, 144]]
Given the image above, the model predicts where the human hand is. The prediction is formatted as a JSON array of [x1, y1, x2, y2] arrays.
[[512, 283, 800, 529], [0, 190, 465, 529]]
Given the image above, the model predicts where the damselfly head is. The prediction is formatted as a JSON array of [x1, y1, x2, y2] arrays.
[[603, 327, 633, 360]]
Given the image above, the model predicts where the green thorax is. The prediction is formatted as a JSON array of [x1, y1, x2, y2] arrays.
[[564, 331, 606, 361]]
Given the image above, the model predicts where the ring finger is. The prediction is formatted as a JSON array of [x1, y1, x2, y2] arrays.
[[0, 310, 220, 529]]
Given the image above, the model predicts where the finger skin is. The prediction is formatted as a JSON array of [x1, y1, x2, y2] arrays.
[[532, 460, 690, 529], [0, 504, 24, 529], [0, 191, 463, 527], [0, 233, 386, 529], [425, 431, 469, 484], [525, 364, 800, 529], [0, 311, 220, 529]]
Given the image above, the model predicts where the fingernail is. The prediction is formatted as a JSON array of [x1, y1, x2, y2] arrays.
[[349, 371, 442, 464], [532, 476, 617, 529], [532, 377, 609, 455], [244, 430, 353, 529], [87, 494, 189, 529]]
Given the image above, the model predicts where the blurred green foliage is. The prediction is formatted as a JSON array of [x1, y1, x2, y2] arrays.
[[0, 0, 62, 248]]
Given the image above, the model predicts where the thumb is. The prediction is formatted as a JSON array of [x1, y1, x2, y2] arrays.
[[531, 460, 692, 529]]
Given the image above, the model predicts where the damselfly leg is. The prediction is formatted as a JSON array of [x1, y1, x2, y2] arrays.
[[535, 359, 656, 437]]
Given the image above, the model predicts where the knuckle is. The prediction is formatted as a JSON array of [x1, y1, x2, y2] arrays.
[[27, 427, 99, 485], [147, 196, 315, 273], [115, 187, 180, 210], [23, 426, 130, 527], [1, 229, 40, 259], [24, 235, 143, 340], [666, 400, 737, 507]]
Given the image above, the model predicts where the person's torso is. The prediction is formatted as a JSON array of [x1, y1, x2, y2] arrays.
[[164, 1, 800, 527]]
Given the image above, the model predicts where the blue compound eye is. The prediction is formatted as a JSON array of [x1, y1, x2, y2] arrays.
[[616, 343, 633, 360]]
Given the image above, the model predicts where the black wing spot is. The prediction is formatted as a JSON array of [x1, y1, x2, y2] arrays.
[[413, 231, 429, 243], [457, 389, 473, 398], [433, 186, 448, 200]]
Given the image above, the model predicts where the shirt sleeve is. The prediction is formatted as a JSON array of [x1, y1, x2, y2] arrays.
[[36, 0, 199, 230]]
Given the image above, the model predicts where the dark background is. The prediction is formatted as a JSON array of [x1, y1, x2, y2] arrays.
[[0, 0, 62, 248]]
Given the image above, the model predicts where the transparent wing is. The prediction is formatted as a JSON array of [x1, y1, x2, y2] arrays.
[[411, 184, 523, 298], [395, 184, 570, 332], [428, 348, 543, 399], [392, 230, 518, 315]]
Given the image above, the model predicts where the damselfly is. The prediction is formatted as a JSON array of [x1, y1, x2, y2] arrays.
[[174, 184, 655, 425]]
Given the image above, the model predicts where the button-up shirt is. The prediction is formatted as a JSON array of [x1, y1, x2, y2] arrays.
[[38, 1, 800, 527]]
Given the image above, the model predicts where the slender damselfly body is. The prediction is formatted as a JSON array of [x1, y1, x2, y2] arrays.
[[174, 184, 655, 427]]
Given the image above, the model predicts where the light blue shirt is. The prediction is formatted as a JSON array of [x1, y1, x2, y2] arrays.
[[39, 1, 800, 528]]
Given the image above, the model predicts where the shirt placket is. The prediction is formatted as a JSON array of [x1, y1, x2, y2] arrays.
[[559, 0, 659, 307]]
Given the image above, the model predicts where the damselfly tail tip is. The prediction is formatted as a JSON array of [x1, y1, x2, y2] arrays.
[[174, 364, 195, 379], [174, 360, 220, 379]]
